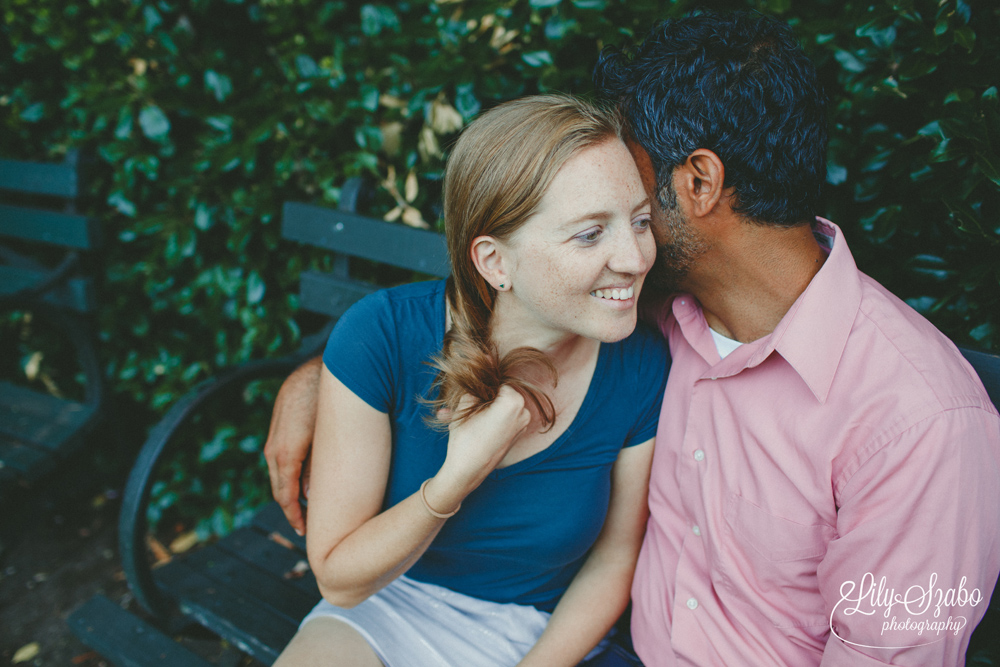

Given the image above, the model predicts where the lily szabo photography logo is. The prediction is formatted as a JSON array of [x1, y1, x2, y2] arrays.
[[830, 572, 984, 649]]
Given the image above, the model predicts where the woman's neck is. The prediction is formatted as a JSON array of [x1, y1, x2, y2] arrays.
[[489, 300, 600, 374]]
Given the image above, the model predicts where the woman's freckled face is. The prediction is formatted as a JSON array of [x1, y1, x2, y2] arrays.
[[499, 138, 656, 343]]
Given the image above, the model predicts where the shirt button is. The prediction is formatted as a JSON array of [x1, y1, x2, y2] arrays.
[[692, 525, 701, 536], [693, 449, 705, 462], [686, 597, 699, 610]]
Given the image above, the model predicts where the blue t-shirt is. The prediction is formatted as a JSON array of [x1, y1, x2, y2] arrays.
[[323, 280, 669, 612]]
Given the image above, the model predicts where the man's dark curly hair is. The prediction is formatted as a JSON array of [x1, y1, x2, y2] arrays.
[[594, 11, 827, 226]]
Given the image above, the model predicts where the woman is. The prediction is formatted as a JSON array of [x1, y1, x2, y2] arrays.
[[274, 95, 669, 667]]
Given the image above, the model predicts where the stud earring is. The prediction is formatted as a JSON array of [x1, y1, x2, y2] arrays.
[[499, 283, 505, 289]]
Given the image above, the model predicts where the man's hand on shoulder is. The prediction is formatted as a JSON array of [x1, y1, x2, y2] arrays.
[[264, 356, 323, 536]]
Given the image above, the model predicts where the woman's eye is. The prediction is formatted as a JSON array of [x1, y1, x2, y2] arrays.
[[577, 228, 602, 243], [633, 215, 651, 231]]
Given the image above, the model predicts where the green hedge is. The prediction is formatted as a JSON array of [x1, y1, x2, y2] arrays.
[[1, 0, 998, 537]]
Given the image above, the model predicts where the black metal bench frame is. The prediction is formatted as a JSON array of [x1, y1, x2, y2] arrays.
[[0, 152, 105, 511], [68, 182, 1000, 665]]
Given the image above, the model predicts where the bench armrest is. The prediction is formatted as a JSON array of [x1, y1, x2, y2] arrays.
[[118, 337, 328, 618]]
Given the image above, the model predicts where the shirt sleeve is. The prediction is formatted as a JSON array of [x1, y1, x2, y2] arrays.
[[624, 324, 672, 447], [322, 290, 397, 413], [818, 405, 1000, 666]]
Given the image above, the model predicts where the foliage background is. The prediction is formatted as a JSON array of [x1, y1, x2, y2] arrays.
[[1, 0, 998, 543]]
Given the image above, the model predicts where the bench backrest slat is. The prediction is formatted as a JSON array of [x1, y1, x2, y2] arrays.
[[0, 204, 100, 249], [0, 158, 78, 199], [0, 266, 95, 312], [281, 202, 450, 278], [298, 271, 378, 319], [961, 347, 1000, 408]]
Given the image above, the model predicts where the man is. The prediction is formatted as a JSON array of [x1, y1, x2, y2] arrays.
[[265, 11, 1000, 666]]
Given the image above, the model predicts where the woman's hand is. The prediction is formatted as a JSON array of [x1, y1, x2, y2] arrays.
[[426, 386, 532, 512], [307, 372, 531, 607]]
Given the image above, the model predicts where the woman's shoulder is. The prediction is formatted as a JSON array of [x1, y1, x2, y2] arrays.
[[345, 280, 446, 323]]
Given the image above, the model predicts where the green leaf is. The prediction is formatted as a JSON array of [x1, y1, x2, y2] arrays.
[[19, 102, 44, 122], [360, 4, 400, 36], [529, 0, 561, 7], [834, 50, 865, 73], [107, 192, 137, 217], [195, 204, 213, 231], [954, 27, 975, 51], [204, 70, 233, 102], [360, 84, 380, 111], [856, 22, 896, 48], [522, 51, 554, 67], [454, 83, 480, 120], [571, 0, 607, 9], [139, 105, 171, 141], [114, 107, 132, 139], [975, 153, 1000, 186], [238, 435, 261, 453], [826, 162, 847, 185], [970, 323, 994, 342], [246, 271, 265, 304], [144, 5, 162, 32], [295, 54, 320, 79]]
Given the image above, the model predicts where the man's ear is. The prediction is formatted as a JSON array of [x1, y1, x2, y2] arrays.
[[674, 149, 726, 219], [470, 235, 509, 291]]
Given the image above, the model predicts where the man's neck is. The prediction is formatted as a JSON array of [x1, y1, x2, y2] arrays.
[[684, 220, 827, 343]]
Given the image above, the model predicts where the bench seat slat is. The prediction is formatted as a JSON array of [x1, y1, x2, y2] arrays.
[[216, 526, 318, 599], [0, 265, 94, 311], [154, 558, 296, 664], [282, 202, 450, 278], [0, 204, 99, 249], [251, 501, 307, 551], [0, 158, 77, 199], [67, 595, 215, 667], [180, 538, 318, 622], [0, 380, 95, 449], [0, 435, 52, 478]]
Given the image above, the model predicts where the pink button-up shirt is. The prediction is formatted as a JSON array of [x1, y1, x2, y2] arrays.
[[632, 219, 1000, 666]]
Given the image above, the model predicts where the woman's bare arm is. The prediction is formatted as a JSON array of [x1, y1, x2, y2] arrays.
[[306, 367, 530, 607], [516, 438, 655, 666]]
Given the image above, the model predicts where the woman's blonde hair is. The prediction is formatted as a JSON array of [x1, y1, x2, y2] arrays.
[[429, 94, 623, 429]]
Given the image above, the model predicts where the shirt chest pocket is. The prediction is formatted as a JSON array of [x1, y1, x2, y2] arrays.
[[718, 493, 836, 629]]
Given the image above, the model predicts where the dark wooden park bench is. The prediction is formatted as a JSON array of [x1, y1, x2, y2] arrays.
[[0, 152, 105, 511], [67, 180, 1000, 665]]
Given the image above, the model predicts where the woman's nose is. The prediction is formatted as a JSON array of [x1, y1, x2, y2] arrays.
[[608, 225, 653, 275]]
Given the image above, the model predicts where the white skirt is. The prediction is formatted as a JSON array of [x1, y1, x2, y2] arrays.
[[300, 575, 581, 667]]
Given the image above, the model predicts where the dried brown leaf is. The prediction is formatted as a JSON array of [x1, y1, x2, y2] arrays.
[[147, 535, 172, 566], [169, 530, 199, 554], [269, 531, 296, 550], [283, 559, 311, 579], [13, 642, 40, 664]]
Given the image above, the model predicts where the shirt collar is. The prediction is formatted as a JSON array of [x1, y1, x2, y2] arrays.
[[669, 218, 863, 404]]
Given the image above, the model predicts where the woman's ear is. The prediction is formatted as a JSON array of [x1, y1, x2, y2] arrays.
[[470, 235, 510, 291], [675, 148, 726, 219]]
